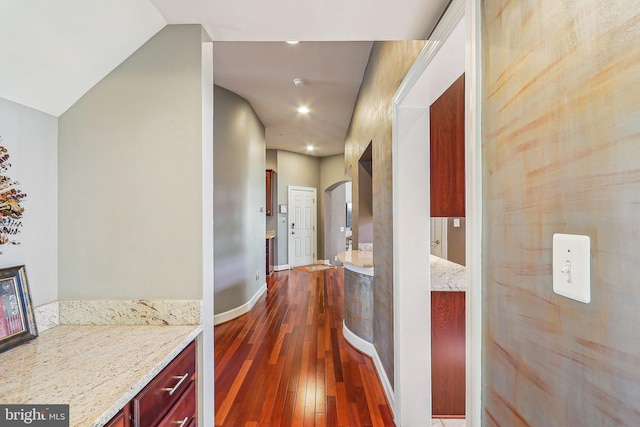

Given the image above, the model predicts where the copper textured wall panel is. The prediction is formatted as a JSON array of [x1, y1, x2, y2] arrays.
[[482, 0, 640, 425], [344, 41, 426, 387]]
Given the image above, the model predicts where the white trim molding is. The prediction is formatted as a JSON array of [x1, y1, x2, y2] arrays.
[[342, 321, 395, 411], [213, 283, 267, 325], [274, 264, 290, 271], [465, 0, 483, 424], [392, 0, 481, 424]]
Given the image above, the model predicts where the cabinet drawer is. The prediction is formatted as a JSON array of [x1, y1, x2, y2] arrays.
[[134, 341, 196, 426], [157, 381, 196, 427]]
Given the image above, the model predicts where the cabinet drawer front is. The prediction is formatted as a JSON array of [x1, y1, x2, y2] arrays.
[[134, 341, 196, 426], [157, 381, 196, 427]]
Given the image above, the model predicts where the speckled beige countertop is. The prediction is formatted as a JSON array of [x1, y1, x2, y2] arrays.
[[0, 324, 201, 427], [337, 250, 373, 268], [430, 254, 466, 291], [266, 230, 276, 239]]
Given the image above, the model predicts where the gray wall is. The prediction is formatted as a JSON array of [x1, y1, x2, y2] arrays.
[[58, 25, 206, 299], [483, 0, 640, 424], [319, 154, 350, 260], [213, 85, 266, 314], [357, 163, 373, 244], [446, 218, 465, 266], [0, 98, 58, 305], [324, 182, 349, 264]]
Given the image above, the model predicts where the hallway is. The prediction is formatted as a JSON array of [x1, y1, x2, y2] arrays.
[[214, 267, 394, 426]]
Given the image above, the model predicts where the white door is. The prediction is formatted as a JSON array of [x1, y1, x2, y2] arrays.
[[430, 217, 448, 259], [288, 186, 316, 268]]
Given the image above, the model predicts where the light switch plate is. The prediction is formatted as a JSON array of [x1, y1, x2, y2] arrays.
[[552, 233, 591, 303]]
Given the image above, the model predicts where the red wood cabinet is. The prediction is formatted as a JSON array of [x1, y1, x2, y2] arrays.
[[105, 405, 130, 427], [430, 73, 465, 218], [266, 237, 274, 276], [266, 169, 275, 216], [105, 340, 197, 427], [431, 291, 465, 418]]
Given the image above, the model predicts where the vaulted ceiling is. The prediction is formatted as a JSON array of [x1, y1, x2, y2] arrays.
[[0, 0, 450, 155]]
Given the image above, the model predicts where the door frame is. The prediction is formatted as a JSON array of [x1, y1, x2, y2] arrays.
[[287, 185, 317, 268], [391, 0, 482, 424]]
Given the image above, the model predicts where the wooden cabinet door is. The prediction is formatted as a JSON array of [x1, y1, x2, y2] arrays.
[[134, 341, 196, 426], [430, 73, 465, 217], [266, 170, 274, 216], [431, 291, 465, 417], [105, 404, 131, 427]]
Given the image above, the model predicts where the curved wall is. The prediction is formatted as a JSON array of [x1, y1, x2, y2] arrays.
[[213, 85, 266, 316]]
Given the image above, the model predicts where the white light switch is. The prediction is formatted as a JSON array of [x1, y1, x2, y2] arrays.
[[553, 233, 591, 303]]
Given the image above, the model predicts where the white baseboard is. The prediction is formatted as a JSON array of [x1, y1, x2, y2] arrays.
[[274, 264, 290, 271], [214, 283, 267, 325], [342, 320, 395, 410]]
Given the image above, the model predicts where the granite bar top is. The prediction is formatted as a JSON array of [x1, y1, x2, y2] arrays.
[[0, 324, 202, 427], [337, 250, 373, 268], [430, 254, 466, 291]]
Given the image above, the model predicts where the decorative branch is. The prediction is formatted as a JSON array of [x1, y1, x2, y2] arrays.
[[0, 139, 26, 249]]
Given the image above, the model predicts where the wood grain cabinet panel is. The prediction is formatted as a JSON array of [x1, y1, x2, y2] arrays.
[[266, 169, 275, 216], [105, 405, 131, 427], [134, 340, 196, 426], [430, 73, 465, 218], [104, 340, 197, 427], [157, 381, 196, 427], [266, 238, 274, 276], [431, 291, 465, 417]]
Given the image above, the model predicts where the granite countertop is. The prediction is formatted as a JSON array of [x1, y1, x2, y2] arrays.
[[0, 324, 202, 427], [337, 250, 373, 268], [266, 230, 276, 239], [430, 254, 466, 291]]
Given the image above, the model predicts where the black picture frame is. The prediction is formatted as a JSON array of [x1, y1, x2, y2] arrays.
[[0, 265, 37, 354]]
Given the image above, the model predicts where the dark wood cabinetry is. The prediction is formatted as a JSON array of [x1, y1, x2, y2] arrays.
[[431, 291, 465, 418], [430, 73, 465, 218], [105, 405, 131, 427], [105, 340, 197, 427], [266, 237, 274, 277], [266, 169, 275, 216]]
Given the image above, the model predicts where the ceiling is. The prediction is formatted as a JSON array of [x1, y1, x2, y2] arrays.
[[0, 0, 451, 156], [213, 41, 373, 157]]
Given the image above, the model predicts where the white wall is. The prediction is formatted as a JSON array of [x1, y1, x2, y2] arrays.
[[58, 25, 205, 299], [0, 97, 57, 306]]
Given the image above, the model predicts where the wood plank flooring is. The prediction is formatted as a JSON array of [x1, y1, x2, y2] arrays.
[[214, 267, 395, 426]]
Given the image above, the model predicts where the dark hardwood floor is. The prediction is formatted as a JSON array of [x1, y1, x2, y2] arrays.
[[214, 267, 395, 426]]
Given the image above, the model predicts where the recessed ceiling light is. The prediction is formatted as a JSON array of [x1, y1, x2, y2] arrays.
[[286, 41, 299, 45], [297, 106, 310, 114], [293, 77, 305, 86], [306, 145, 314, 151]]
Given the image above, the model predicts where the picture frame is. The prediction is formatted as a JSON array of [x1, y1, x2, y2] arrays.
[[0, 265, 37, 354]]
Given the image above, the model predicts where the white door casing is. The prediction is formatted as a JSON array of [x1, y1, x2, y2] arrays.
[[288, 186, 317, 268], [392, 0, 482, 425]]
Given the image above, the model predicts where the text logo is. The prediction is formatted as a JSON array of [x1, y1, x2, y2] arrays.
[[0, 405, 69, 426]]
